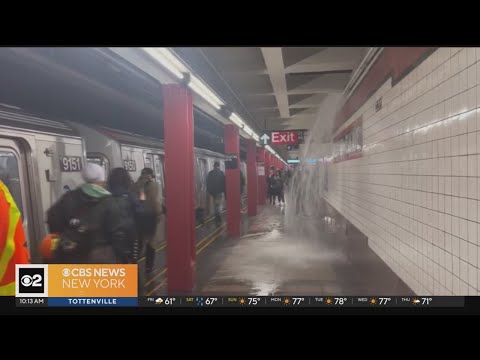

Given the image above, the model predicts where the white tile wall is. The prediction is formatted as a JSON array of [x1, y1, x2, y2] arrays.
[[326, 48, 480, 295]]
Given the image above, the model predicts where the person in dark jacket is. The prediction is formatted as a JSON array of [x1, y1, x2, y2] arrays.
[[46, 163, 134, 264], [207, 161, 225, 226], [107, 167, 144, 263], [132, 168, 163, 274], [267, 166, 276, 205], [240, 170, 246, 209], [274, 170, 285, 205]]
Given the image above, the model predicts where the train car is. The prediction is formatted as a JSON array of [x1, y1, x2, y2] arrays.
[[69, 122, 236, 246], [0, 104, 248, 264], [0, 105, 85, 262]]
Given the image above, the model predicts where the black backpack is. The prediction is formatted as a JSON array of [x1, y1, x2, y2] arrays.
[[51, 196, 107, 263]]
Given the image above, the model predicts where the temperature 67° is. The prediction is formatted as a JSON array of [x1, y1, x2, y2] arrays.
[[205, 298, 218, 305]]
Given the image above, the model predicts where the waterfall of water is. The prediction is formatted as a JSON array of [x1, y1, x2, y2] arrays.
[[285, 93, 343, 233]]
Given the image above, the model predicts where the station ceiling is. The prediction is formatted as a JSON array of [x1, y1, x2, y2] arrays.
[[174, 47, 367, 131]]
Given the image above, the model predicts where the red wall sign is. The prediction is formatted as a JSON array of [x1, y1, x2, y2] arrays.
[[271, 131, 298, 145]]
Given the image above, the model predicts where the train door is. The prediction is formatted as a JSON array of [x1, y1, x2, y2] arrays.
[[144, 153, 153, 172], [152, 154, 165, 203], [0, 138, 34, 250], [145, 153, 165, 245], [144, 154, 164, 190]]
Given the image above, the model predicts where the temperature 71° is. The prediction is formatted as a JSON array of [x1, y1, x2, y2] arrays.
[[422, 298, 432, 305]]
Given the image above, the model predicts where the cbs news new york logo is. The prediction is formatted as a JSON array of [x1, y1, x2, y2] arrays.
[[15, 264, 137, 298], [15, 264, 49, 297]]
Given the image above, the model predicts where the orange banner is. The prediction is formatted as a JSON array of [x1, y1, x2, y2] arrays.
[[48, 265, 137, 297]]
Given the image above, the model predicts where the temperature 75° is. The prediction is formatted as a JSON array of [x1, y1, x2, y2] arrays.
[[248, 297, 260, 305]]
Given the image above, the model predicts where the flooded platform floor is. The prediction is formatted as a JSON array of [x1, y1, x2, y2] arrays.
[[194, 200, 414, 296]]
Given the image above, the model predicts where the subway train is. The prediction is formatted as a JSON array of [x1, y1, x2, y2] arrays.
[[0, 104, 247, 263]]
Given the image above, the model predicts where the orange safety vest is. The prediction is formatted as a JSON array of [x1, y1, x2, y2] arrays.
[[0, 180, 30, 295]]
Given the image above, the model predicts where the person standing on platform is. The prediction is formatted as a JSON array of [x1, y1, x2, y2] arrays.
[[133, 168, 163, 274], [240, 169, 246, 209], [271, 170, 283, 205], [267, 165, 276, 205], [207, 161, 225, 227], [276, 170, 285, 205]]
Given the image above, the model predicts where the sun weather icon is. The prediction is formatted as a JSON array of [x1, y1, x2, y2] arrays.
[[196, 297, 204, 306]]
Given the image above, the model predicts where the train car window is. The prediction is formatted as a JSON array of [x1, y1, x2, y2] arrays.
[[0, 149, 24, 216], [144, 153, 153, 172], [87, 154, 109, 177]]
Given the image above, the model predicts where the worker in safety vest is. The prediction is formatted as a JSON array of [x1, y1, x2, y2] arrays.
[[0, 180, 30, 295]]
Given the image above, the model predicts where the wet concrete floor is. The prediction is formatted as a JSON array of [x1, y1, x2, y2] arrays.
[[194, 200, 414, 296]]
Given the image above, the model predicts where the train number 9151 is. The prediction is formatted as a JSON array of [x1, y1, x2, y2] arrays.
[[60, 156, 83, 172]]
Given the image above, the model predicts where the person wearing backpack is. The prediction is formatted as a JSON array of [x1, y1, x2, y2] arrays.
[[207, 161, 225, 227], [106, 167, 145, 263], [46, 163, 133, 264]]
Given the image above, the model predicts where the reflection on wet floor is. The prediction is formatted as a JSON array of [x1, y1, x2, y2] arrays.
[[195, 199, 414, 296]]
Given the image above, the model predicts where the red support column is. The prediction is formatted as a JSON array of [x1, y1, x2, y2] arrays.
[[163, 84, 195, 294], [225, 124, 241, 237], [257, 147, 266, 205], [246, 139, 258, 216]]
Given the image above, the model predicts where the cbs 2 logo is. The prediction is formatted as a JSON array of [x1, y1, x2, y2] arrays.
[[20, 274, 43, 287]]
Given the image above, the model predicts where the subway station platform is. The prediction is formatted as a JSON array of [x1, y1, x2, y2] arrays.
[[148, 199, 414, 296]]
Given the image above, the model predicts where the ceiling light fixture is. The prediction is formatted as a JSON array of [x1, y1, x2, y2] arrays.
[[142, 47, 287, 161]]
